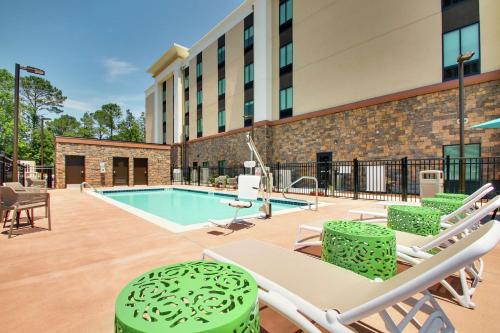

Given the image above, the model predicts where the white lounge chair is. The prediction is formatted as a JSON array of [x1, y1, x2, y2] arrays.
[[294, 196, 500, 308], [204, 221, 500, 333], [209, 175, 261, 228], [376, 182, 493, 208], [349, 185, 494, 228]]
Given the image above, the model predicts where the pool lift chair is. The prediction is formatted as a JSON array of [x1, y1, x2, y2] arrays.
[[209, 134, 273, 228]]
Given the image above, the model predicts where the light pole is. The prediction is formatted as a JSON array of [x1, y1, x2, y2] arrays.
[[457, 51, 474, 193], [13, 64, 45, 182]]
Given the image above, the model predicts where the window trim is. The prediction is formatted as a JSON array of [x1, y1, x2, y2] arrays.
[[244, 63, 254, 88], [218, 78, 226, 97], [279, 86, 293, 119], [279, 0, 293, 26], [217, 45, 225, 67], [244, 25, 254, 50]]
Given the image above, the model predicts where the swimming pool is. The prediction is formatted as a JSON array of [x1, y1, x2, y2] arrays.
[[93, 188, 307, 232]]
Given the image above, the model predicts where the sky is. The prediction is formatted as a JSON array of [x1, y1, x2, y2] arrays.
[[0, 0, 242, 119]]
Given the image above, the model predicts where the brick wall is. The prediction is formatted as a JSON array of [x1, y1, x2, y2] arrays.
[[176, 79, 499, 166], [55, 138, 171, 189]]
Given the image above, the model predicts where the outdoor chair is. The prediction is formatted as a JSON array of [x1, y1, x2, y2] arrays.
[[215, 176, 227, 189], [203, 221, 500, 333], [0, 186, 51, 238], [209, 175, 261, 228], [294, 196, 500, 308], [27, 177, 47, 190], [3, 181, 47, 193], [226, 177, 237, 190]]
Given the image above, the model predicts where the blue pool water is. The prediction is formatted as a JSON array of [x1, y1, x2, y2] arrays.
[[100, 188, 304, 225]]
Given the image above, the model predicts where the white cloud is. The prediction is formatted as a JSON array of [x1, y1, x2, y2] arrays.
[[104, 58, 137, 80], [64, 99, 93, 113]]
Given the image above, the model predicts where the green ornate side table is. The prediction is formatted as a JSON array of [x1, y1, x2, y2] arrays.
[[321, 220, 397, 280], [387, 205, 441, 236], [421, 197, 463, 215], [435, 193, 468, 201], [115, 260, 260, 333]]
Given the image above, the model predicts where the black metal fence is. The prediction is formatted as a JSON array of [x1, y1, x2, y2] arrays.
[[172, 156, 499, 202], [0, 152, 55, 188]]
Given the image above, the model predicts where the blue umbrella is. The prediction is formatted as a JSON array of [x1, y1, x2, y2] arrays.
[[471, 118, 500, 129]]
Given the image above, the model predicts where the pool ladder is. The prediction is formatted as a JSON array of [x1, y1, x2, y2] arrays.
[[80, 182, 97, 193], [282, 176, 318, 211]]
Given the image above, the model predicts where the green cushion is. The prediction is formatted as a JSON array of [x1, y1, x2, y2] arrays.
[[387, 205, 441, 236], [421, 197, 463, 215], [115, 260, 259, 333], [435, 193, 468, 201], [321, 220, 397, 280]]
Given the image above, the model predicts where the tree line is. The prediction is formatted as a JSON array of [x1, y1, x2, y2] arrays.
[[0, 68, 144, 166]]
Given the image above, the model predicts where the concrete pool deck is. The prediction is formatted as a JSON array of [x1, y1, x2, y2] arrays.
[[1, 186, 499, 332]]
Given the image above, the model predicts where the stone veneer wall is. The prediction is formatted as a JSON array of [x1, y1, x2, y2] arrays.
[[175, 79, 499, 166], [55, 139, 171, 189]]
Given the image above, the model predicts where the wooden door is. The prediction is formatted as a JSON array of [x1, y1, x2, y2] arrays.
[[65, 155, 85, 186], [113, 157, 129, 186], [133, 158, 148, 185]]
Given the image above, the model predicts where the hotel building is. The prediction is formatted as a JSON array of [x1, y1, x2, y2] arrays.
[[144, 0, 500, 168]]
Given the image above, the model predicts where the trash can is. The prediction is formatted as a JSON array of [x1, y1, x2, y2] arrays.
[[419, 170, 444, 199]]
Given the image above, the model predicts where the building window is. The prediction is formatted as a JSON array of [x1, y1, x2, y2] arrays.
[[184, 100, 189, 114], [244, 100, 254, 127], [202, 161, 209, 168], [218, 78, 226, 96], [244, 63, 254, 87], [280, 43, 293, 69], [184, 123, 189, 141], [443, 22, 480, 81], [218, 160, 227, 176], [279, 0, 293, 26], [196, 90, 203, 106], [184, 73, 189, 90], [442, 0, 467, 9], [443, 143, 481, 181], [244, 25, 254, 49], [218, 110, 225, 133], [279, 87, 293, 119], [218, 46, 225, 66], [197, 117, 203, 137], [196, 62, 202, 79]]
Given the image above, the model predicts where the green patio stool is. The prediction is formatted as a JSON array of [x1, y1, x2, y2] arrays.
[[435, 193, 468, 201], [321, 220, 396, 280], [387, 205, 441, 236], [115, 260, 260, 333], [421, 197, 463, 215]]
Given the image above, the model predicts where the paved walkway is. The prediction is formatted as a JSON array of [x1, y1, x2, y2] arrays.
[[1, 188, 499, 332]]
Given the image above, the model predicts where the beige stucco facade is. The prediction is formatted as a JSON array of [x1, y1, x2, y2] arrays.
[[201, 41, 218, 136], [479, 0, 500, 73], [225, 21, 245, 131], [145, 91, 155, 143], [292, 0, 443, 117], [165, 77, 174, 143]]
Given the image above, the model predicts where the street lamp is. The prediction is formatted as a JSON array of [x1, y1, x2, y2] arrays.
[[457, 51, 474, 193], [13, 63, 45, 182]]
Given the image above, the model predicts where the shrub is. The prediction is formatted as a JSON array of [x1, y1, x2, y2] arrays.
[[388, 205, 441, 236]]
